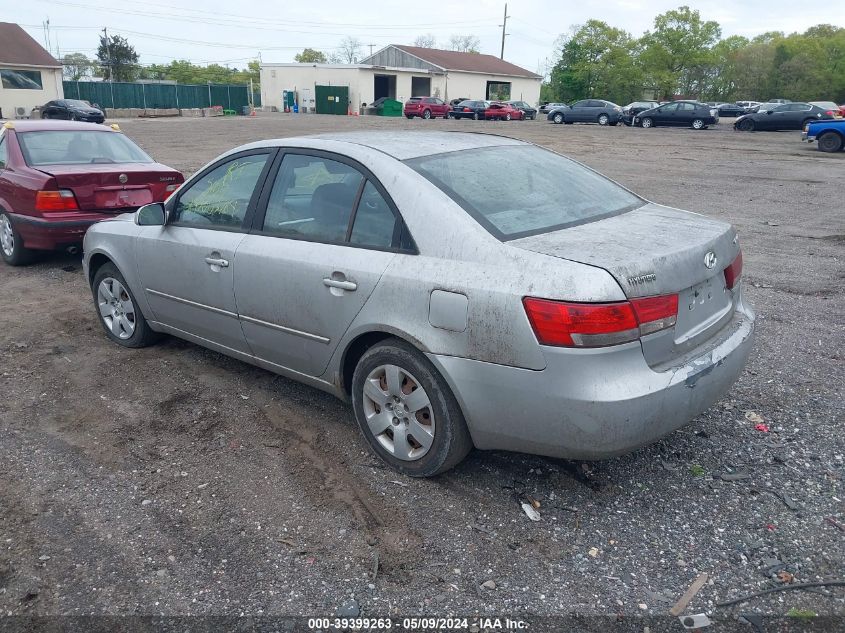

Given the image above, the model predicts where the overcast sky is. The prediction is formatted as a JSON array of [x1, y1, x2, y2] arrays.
[[14, 0, 845, 74]]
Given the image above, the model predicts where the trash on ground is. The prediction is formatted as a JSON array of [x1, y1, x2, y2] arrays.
[[520, 502, 541, 522], [745, 411, 765, 424], [669, 572, 709, 617]]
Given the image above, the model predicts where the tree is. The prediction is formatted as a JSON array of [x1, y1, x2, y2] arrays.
[[448, 35, 480, 53], [548, 21, 643, 104], [413, 34, 438, 48], [639, 6, 721, 98], [96, 34, 139, 82], [294, 48, 327, 63], [338, 37, 362, 64], [62, 53, 93, 81]]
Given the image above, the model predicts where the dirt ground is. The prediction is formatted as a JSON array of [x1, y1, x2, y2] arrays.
[[1, 114, 843, 624]]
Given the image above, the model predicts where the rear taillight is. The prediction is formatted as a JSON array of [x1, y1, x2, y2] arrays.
[[724, 251, 743, 290], [35, 189, 79, 212], [464, 107, 471, 112], [522, 294, 678, 348]]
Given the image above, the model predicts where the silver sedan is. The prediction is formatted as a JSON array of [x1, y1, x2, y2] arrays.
[[83, 132, 755, 476]]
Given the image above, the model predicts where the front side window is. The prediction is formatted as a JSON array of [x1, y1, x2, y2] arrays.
[[0, 69, 42, 90], [262, 154, 363, 242], [174, 153, 269, 228], [0, 135, 7, 169], [17, 131, 153, 166], [408, 145, 642, 241], [661, 103, 679, 112]]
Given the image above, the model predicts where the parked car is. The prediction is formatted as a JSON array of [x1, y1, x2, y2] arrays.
[[734, 102, 834, 131], [449, 100, 490, 120], [0, 120, 183, 265], [802, 119, 845, 152], [539, 102, 566, 114], [404, 97, 449, 120], [747, 101, 784, 114], [484, 102, 524, 121], [622, 101, 660, 125], [807, 102, 844, 119], [735, 101, 760, 111], [505, 100, 537, 120], [548, 99, 623, 125], [634, 101, 718, 129], [717, 103, 748, 117], [41, 99, 106, 123], [82, 131, 754, 477], [449, 98, 469, 108]]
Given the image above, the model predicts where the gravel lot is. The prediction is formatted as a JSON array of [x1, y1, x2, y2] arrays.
[[1, 114, 842, 625]]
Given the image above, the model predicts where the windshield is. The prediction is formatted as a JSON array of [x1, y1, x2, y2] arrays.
[[64, 99, 94, 108], [18, 130, 153, 166], [408, 145, 643, 240]]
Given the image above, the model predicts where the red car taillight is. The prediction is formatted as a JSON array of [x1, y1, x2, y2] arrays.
[[35, 189, 79, 212], [523, 294, 678, 348], [463, 107, 471, 112], [724, 251, 743, 290]]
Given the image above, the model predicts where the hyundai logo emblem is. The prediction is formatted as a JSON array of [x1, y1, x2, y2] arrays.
[[118, 173, 128, 184], [704, 251, 717, 269]]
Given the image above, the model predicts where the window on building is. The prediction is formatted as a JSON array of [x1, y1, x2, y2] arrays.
[[1, 69, 43, 90], [486, 81, 511, 101]]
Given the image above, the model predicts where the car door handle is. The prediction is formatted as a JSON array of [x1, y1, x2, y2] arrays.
[[323, 277, 357, 291], [205, 257, 229, 268]]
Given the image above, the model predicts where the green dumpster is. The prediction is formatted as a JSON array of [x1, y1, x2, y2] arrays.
[[377, 99, 403, 117]]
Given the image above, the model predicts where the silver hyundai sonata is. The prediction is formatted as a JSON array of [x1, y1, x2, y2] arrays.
[[83, 132, 755, 476]]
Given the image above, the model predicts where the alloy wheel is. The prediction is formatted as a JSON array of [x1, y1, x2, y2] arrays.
[[361, 364, 435, 461], [641, 117, 653, 128], [553, 113, 563, 124], [0, 215, 14, 257], [598, 114, 609, 125], [692, 119, 704, 130], [97, 277, 137, 340]]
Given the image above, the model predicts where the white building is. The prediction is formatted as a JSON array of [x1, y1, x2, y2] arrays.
[[260, 45, 542, 113], [0, 23, 63, 119]]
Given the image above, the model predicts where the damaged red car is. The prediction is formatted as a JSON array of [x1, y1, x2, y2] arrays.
[[0, 120, 183, 265]]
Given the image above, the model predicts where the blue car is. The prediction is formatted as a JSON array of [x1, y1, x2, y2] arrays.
[[802, 119, 845, 152]]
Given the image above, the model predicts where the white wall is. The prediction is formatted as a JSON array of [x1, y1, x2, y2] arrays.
[[260, 64, 542, 111], [0, 66, 63, 118]]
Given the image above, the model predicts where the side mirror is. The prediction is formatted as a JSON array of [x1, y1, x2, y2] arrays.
[[136, 202, 166, 226]]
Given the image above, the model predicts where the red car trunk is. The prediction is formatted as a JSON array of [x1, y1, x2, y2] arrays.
[[34, 163, 182, 211]]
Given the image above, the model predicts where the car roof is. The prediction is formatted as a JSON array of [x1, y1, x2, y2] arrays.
[[5, 120, 112, 133], [238, 131, 529, 161]]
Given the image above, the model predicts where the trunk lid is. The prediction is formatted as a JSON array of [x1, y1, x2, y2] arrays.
[[510, 203, 741, 364], [36, 163, 182, 211]]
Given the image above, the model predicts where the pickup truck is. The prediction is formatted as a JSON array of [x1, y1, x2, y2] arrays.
[[802, 119, 845, 152]]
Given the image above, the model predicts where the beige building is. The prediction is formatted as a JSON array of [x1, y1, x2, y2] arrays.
[[0, 23, 64, 119], [260, 45, 542, 113]]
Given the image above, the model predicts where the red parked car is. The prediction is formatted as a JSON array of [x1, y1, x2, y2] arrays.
[[0, 120, 183, 266], [484, 102, 524, 121], [404, 97, 449, 119]]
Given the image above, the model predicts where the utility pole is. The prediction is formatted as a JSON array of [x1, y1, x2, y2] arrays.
[[368, 43, 375, 58], [102, 27, 115, 109], [499, 3, 510, 60]]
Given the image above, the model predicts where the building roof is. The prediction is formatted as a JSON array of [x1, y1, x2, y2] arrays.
[[0, 23, 61, 68], [391, 45, 541, 79]]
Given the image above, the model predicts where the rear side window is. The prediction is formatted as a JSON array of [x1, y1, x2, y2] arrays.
[[262, 154, 363, 243], [349, 181, 398, 249], [408, 145, 642, 241], [0, 135, 7, 169]]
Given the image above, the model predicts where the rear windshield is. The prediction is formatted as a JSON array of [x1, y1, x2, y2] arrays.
[[18, 130, 153, 166], [408, 145, 642, 240]]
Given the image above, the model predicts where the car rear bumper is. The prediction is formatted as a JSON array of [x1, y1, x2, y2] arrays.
[[428, 301, 755, 460], [10, 211, 129, 250]]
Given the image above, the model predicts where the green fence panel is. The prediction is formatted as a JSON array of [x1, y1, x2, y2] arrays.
[[63, 81, 257, 111]]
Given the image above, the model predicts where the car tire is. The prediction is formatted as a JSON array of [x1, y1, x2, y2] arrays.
[[598, 114, 609, 125], [691, 118, 705, 130], [641, 117, 653, 128], [422, 109, 431, 119], [737, 119, 754, 132], [0, 212, 37, 266], [406, 115, 414, 119], [552, 112, 564, 124], [818, 132, 844, 153], [801, 119, 817, 130], [351, 339, 473, 477], [92, 262, 160, 348]]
